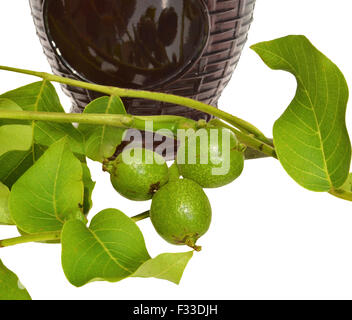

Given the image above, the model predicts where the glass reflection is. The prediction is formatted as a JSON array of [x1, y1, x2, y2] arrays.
[[45, 0, 209, 88]]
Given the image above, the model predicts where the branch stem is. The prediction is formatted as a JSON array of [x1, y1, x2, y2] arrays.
[[0, 110, 276, 157], [0, 211, 151, 248], [0, 110, 197, 137], [210, 119, 277, 159], [0, 65, 271, 144], [0, 231, 61, 248]]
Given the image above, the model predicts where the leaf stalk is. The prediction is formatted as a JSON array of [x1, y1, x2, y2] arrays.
[[329, 189, 352, 202]]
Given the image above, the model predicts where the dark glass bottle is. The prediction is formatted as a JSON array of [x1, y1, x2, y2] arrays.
[[29, 0, 256, 120]]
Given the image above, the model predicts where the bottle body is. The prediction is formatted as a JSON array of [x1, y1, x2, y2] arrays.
[[29, 0, 256, 120]]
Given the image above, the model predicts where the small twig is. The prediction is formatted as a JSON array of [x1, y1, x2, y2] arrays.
[[131, 211, 150, 222]]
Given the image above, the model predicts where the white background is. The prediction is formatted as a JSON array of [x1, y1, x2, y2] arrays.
[[1, 0, 352, 300]]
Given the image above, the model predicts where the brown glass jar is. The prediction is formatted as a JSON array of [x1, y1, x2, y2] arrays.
[[29, 0, 256, 121]]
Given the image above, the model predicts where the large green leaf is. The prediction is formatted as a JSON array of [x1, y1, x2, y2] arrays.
[[81, 163, 95, 215], [252, 35, 351, 192], [9, 138, 84, 233], [133, 251, 193, 285], [78, 96, 127, 162], [0, 98, 32, 156], [1, 81, 85, 155], [0, 98, 25, 126], [0, 98, 45, 187], [62, 209, 194, 287], [0, 182, 13, 225], [61, 209, 151, 287], [0, 144, 46, 189], [0, 125, 33, 156], [0, 259, 31, 300]]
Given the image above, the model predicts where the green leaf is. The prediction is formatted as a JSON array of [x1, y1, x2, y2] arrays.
[[0, 125, 33, 156], [9, 138, 84, 233], [1, 81, 85, 155], [81, 163, 95, 215], [0, 98, 22, 111], [0, 98, 25, 126], [133, 251, 193, 285], [0, 100, 33, 155], [341, 173, 352, 192], [62, 208, 193, 287], [0, 182, 13, 225], [0, 98, 46, 187], [331, 173, 352, 200], [61, 209, 151, 287], [78, 96, 127, 162], [0, 259, 31, 300], [0, 144, 46, 188], [252, 35, 351, 191]]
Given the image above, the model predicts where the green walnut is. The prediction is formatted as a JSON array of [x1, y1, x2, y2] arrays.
[[150, 178, 212, 250], [176, 126, 245, 188], [105, 148, 169, 201]]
